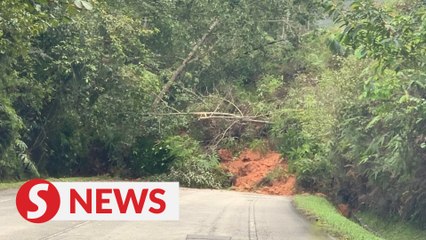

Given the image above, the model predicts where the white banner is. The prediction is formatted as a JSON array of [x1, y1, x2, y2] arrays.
[[16, 179, 179, 223]]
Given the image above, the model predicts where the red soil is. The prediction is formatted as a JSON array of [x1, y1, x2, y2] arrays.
[[258, 175, 296, 195], [219, 149, 295, 196], [337, 203, 352, 218]]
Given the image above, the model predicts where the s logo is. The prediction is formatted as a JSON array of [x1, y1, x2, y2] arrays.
[[16, 179, 60, 223]]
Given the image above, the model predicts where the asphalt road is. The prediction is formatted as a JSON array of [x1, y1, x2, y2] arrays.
[[0, 188, 329, 240]]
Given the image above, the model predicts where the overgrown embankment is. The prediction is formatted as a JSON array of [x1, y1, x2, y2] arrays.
[[270, 0, 426, 230], [293, 195, 382, 240], [1, 0, 425, 234]]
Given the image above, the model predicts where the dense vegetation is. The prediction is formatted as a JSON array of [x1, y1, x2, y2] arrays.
[[294, 195, 382, 240], [276, 0, 426, 227], [1, 0, 425, 229], [0, 0, 320, 184]]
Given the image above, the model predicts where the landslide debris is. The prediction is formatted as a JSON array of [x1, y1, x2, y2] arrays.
[[219, 149, 295, 196]]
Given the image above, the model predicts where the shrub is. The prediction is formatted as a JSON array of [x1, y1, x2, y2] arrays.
[[272, 42, 368, 191], [127, 136, 174, 177], [0, 98, 39, 179], [154, 135, 230, 188]]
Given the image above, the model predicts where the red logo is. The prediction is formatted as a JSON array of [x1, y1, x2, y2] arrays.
[[16, 179, 60, 223], [16, 181, 178, 222]]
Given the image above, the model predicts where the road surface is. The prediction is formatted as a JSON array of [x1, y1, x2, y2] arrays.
[[0, 188, 329, 240]]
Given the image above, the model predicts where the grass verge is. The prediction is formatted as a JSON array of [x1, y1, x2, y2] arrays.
[[293, 195, 382, 240], [0, 176, 113, 190], [357, 211, 426, 240]]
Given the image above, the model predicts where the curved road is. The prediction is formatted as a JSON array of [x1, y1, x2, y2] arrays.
[[0, 188, 328, 240]]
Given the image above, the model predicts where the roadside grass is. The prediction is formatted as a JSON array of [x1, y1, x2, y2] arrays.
[[293, 195, 382, 240], [357, 211, 426, 240], [0, 175, 113, 190], [0, 181, 25, 190]]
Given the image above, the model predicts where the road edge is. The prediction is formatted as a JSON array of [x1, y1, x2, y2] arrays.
[[290, 198, 338, 240]]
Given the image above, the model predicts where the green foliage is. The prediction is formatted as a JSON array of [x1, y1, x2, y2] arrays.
[[0, 98, 40, 179], [264, 166, 289, 183], [357, 211, 426, 240], [293, 195, 383, 240], [272, 32, 369, 190], [0, 0, 49, 59], [272, 2, 426, 226], [127, 137, 173, 177], [73, 0, 93, 11], [0, 99, 22, 159], [256, 75, 282, 99], [273, 1, 426, 224], [162, 135, 205, 166], [153, 135, 229, 188], [248, 139, 269, 156], [333, 0, 426, 70], [164, 158, 229, 189], [325, 0, 426, 224], [272, 110, 331, 190]]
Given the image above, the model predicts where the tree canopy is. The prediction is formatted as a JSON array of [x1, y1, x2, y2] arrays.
[[1, 0, 426, 227]]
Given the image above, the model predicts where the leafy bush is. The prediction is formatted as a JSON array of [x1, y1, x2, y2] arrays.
[[0, 99, 22, 159], [127, 136, 174, 177], [256, 75, 283, 100], [154, 135, 229, 188], [249, 139, 269, 156], [0, 98, 39, 179], [164, 158, 229, 189], [272, 113, 330, 190], [324, 0, 426, 224], [264, 166, 289, 182], [272, 40, 369, 190]]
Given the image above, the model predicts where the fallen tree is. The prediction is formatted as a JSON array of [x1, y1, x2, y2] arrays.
[[145, 112, 272, 124]]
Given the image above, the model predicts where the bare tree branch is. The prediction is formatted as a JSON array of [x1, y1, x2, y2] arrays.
[[143, 112, 272, 124], [198, 116, 272, 124], [152, 19, 220, 108], [209, 95, 244, 117], [212, 120, 239, 148]]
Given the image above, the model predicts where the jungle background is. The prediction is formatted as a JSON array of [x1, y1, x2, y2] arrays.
[[1, 0, 425, 230]]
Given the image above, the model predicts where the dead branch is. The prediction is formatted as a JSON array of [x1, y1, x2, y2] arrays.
[[212, 120, 239, 148], [145, 112, 272, 124], [159, 98, 182, 113], [209, 95, 244, 116], [177, 84, 207, 104], [198, 116, 272, 124], [152, 19, 220, 108]]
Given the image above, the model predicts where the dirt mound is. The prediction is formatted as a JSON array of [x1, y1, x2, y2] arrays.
[[217, 149, 233, 162], [258, 175, 296, 195], [219, 149, 295, 196]]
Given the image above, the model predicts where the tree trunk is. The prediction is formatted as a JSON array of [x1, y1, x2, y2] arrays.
[[152, 19, 219, 108]]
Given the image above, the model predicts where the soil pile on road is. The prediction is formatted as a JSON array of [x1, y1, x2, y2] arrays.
[[219, 149, 295, 195]]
